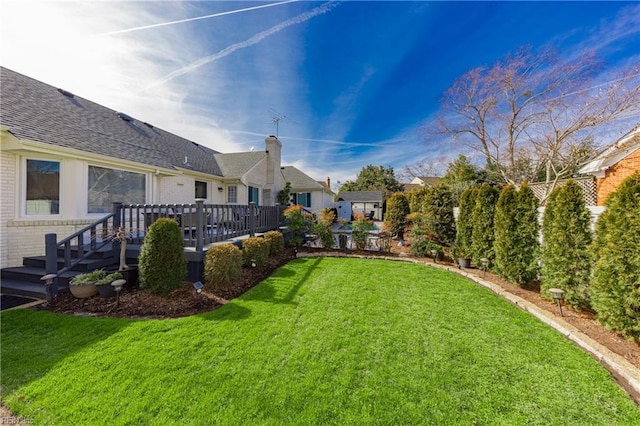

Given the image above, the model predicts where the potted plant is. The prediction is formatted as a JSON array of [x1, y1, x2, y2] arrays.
[[453, 244, 472, 269], [95, 271, 123, 298], [69, 269, 105, 298]]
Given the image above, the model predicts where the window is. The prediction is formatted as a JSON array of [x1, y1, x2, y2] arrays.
[[292, 192, 311, 208], [195, 181, 207, 199], [227, 185, 237, 203], [26, 159, 60, 215], [248, 186, 259, 205], [88, 166, 145, 213]]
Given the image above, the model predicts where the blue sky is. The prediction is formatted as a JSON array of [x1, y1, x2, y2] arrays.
[[1, 1, 638, 187]]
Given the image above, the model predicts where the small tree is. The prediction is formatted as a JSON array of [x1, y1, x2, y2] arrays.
[[590, 172, 640, 341], [423, 185, 456, 247], [471, 183, 500, 268], [494, 183, 539, 286], [540, 181, 592, 310], [454, 187, 478, 258], [138, 218, 187, 297], [384, 192, 410, 240], [277, 182, 292, 205], [312, 208, 337, 249], [283, 205, 312, 246]]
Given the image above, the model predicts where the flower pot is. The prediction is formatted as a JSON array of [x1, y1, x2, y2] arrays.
[[96, 284, 117, 298], [121, 265, 139, 287], [69, 283, 98, 299], [458, 257, 472, 269]]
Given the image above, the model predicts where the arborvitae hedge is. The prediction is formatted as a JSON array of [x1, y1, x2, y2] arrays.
[[384, 192, 410, 239], [454, 187, 478, 258], [424, 185, 456, 246], [471, 184, 500, 268], [138, 218, 187, 297], [591, 172, 640, 341], [540, 181, 592, 310], [494, 183, 539, 286]]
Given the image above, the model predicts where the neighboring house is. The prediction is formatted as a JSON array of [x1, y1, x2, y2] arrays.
[[0, 67, 285, 269], [403, 176, 441, 192], [578, 123, 640, 206], [335, 191, 384, 221], [280, 166, 335, 213]]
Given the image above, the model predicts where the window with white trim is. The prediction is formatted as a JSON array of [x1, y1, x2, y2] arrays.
[[26, 159, 60, 215], [248, 186, 259, 205], [88, 165, 145, 213], [227, 185, 237, 203]]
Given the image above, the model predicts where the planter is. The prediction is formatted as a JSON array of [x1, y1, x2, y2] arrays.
[[69, 283, 98, 299], [96, 284, 116, 298], [457, 257, 472, 269], [121, 265, 139, 287]]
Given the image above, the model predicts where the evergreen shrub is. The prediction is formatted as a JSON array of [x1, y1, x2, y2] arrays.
[[384, 193, 410, 240], [471, 184, 500, 268], [423, 185, 456, 246], [540, 181, 592, 309], [138, 218, 187, 297], [264, 230, 284, 255], [242, 237, 269, 267], [454, 187, 478, 258], [284, 205, 312, 246], [204, 243, 243, 288], [590, 172, 640, 341]]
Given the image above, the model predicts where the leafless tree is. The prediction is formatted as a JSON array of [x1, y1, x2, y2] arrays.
[[398, 155, 447, 182], [431, 45, 640, 199]]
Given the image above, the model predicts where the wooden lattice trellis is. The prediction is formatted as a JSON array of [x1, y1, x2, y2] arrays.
[[529, 176, 597, 206]]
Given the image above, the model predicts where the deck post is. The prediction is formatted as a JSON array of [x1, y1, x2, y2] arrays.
[[195, 200, 204, 252], [45, 233, 58, 275], [249, 202, 256, 237], [112, 202, 123, 263]]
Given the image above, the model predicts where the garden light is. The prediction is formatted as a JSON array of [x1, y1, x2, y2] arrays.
[[192, 281, 204, 294], [549, 288, 565, 317], [430, 249, 438, 263], [480, 258, 489, 276], [40, 273, 57, 301], [111, 279, 126, 308]]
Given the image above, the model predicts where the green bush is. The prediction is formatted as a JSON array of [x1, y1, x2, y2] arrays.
[[471, 184, 500, 268], [204, 243, 243, 288], [242, 237, 269, 267], [540, 181, 592, 310], [454, 187, 478, 258], [284, 205, 312, 246], [590, 172, 640, 341], [411, 237, 443, 258], [312, 208, 337, 249], [423, 185, 456, 247], [138, 218, 187, 297], [384, 193, 410, 239], [263, 230, 284, 255], [352, 218, 375, 250], [494, 183, 540, 286]]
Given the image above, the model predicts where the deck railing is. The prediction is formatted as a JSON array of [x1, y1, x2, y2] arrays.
[[45, 201, 286, 281]]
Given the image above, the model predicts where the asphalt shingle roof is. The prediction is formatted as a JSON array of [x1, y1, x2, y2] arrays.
[[0, 67, 223, 176], [213, 151, 267, 179], [336, 191, 384, 202], [281, 166, 328, 192]]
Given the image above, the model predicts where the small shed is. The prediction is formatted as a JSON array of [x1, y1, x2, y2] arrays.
[[336, 191, 384, 221]]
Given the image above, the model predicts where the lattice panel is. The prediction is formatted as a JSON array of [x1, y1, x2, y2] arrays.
[[529, 177, 596, 206]]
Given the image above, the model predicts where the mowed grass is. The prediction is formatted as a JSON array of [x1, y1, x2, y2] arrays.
[[2, 257, 639, 425]]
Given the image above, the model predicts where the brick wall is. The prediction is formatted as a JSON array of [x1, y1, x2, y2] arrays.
[[597, 148, 640, 205], [0, 152, 17, 268]]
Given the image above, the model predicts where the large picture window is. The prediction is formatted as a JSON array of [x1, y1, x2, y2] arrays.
[[26, 159, 60, 215], [88, 166, 145, 213]]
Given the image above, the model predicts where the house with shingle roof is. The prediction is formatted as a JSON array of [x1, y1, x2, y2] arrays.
[[335, 191, 384, 221], [0, 67, 285, 268], [280, 166, 335, 213]]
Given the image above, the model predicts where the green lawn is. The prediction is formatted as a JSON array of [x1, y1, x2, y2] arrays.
[[2, 257, 639, 425]]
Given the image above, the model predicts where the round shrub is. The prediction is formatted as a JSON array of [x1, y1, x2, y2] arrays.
[[471, 184, 500, 268], [591, 172, 640, 341], [384, 192, 410, 239], [204, 243, 243, 288], [138, 218, 187, 297], [540, 180, 592, 310], [264, 230, 284, 255], [242, 237, 269, 267]]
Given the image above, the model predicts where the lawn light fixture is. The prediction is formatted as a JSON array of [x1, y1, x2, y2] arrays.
[[549, 288, 565, 317], [40, 273, 57, 301], [192, 281, 204, 294], [251, 259, 257, 268], [430, 249, 438, 263], [111, 279, 126, 308], [480, 258, 489, 276]]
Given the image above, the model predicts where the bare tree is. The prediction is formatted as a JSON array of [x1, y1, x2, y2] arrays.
[[432, 45, 640, 197], [398, 155, 447, 182]]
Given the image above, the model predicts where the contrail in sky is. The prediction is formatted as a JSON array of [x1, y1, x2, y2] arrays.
[[95, 0, 298, 36], [142, 1, 341, 91]]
